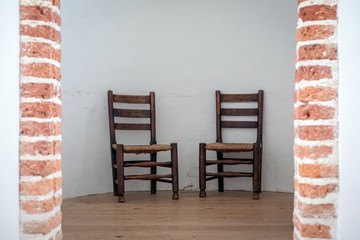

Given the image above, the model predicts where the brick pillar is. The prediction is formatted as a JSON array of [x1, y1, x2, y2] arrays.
[[19, 0, 62, 239], [294, 1, 338, 239]]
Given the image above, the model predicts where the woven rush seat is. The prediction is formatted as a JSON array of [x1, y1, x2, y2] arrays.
[[205, 142, 253, 152], [112, 144, 172, 153]]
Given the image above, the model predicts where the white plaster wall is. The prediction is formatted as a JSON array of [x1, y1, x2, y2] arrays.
[[338, 1, 360, 238], [61, 0, 297, 198], [0, 1, 20, 239]]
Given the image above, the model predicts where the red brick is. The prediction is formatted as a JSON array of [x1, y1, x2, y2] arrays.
[[21, 63, 61, 80], [298, 44, 338, 61], [299, 164, 338, 178], [297, 25, 335, 42], [54, 177, 62, 192], [295, 181, 337, 198], [21, 196, 61, 214], [296, 65, 332, 82], [294, 104, 334, 120], [21, 83, 60, 99], [20, 160, 62, 177], [21, 42, 61, 62], [23, 211, 62, 235], [296, 125, 335, 141], [297, 86, 337, 102], [20, 141, 61, 156], [295, 200, 336, 218], [299, 5, 337, 22], [20, 102, 61, 118], [52, 0, 61, 8], [293, 214, 331, 238], [20, 25, 61, 43], [20, 5, 61, 26], [294, 144, 333, 160], [20, 178, 62, 195], [20, 121, 61, 136]]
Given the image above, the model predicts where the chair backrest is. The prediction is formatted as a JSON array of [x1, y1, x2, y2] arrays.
[[107, 90, 156, 145], [215, 90, 264, 144]]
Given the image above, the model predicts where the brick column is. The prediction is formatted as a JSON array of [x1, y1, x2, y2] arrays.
[[294, 0, 339, 239], [19, 0, 62, 239]]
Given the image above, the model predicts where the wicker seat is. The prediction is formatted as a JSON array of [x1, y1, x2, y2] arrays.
[[199, 90, 264, 200], [112, 144, 172, 153], [205, 143, 254, 152], [108, 91, 179, 202]]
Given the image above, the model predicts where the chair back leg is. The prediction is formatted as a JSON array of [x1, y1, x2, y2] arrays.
[[110, 149, 118, 196]]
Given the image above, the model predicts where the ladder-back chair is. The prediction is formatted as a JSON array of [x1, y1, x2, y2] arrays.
[[107, 90, 179, 202], [199, 90, 264, 199]]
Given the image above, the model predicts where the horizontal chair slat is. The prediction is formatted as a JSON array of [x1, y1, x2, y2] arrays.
[[221, 94, 258, 102], [114, 123, 151, 130], [113, 95, 150, 104], [113, 109, 151, 118], [221, 121, 258, 128], [221, 108, 258, 116]]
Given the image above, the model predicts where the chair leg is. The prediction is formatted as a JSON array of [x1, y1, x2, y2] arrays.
[[110, 149, 118, 196], [199, 143, 207, 198], [252, 143, 260, 200], [150, 152, 157, 194], [217, 152, 224, 192], [116, 145, 125, 203], [259, 146, 262, 193], [171, 143, 179, 200]]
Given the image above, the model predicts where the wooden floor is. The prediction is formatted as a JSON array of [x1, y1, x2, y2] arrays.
[[62, 191, 293, 240]]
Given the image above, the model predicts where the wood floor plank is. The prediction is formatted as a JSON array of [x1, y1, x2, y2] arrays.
[[62, 191, 293, 240]]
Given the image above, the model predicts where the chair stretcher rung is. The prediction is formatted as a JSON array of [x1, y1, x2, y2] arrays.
[[117, 177, 172, 183], [157, 179, 172, 183], [114, 161, 171, 168], [206, 172, 253, 178], [206, 159, 253, 165], [124, 174, 172, 180], [124, 161, 171, 167]]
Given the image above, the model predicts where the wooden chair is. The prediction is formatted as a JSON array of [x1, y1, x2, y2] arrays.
[[199, 90, 264, 199], [107, 90, 179, 202]]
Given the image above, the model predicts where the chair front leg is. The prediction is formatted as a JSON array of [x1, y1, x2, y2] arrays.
[[252, 143, 260, 200], [217, 152, 224, 192], [116, 144, 125, 203], [150, 152, 157, 194], [259, 145, 262, 193], [199, 143, 207, 198], [170, 143, 179, 200]]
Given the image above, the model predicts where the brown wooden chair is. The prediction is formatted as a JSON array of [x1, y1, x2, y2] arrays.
[[199, 90, 264, 200], [107, 90, 179, 202]]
